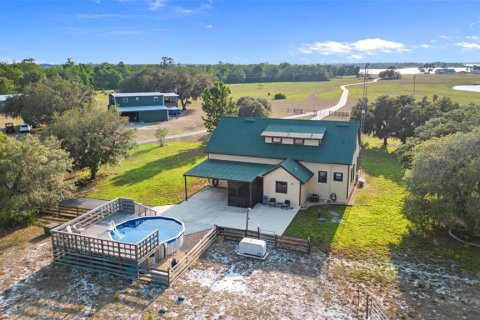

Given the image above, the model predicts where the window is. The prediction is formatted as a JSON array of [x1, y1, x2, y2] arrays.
[[275, 181, 288, 194], [334, 172, 343, 182], [272, 137, 282, 144], [123, 98, 128, 102], [318, 171, 327, 183], [154, 97, 159, 102], [294, 138, 304, 145], [135, 97, 140, 101]]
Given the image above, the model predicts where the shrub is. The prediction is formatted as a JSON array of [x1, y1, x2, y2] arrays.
[[155, 127, 169, 147], [274, 93, 286, 100]]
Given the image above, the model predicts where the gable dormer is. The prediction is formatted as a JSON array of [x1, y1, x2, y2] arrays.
[[261, 124, 326, 146]]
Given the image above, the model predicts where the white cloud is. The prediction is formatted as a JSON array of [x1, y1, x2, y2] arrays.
[[351, 38, 409, 54], [420, 44, 434, 48], [455, 42, 480, 50], [299, 38, 409, 57], [76, 13, 133, 19], [348, 54, 364, 60], [438, 35, 452, 40], [299, 41, 351, 55], [465, 35, 480, 40], [173, 0, 212, 15], [206, 24, 213, 29], [149, 0, 166, 11]]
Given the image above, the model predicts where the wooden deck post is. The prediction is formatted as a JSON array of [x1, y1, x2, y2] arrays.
[[184, 175, 188, 201]]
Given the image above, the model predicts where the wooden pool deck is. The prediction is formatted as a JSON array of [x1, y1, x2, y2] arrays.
[[82, 210, 137, 240]]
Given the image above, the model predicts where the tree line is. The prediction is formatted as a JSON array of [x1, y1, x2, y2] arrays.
[[0, 58, 364, 95], [351, 95, 480, 237]]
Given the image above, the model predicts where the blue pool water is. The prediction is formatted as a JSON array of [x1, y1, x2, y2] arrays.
[[110, 216, 184, 244]]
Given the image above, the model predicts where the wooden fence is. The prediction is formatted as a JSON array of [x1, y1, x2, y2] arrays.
[[147, 225, 311, 286], [216, 226, 311, 254], [40, 205, 90, 220], [51, 198, 160, 280], [168, 227, 218, 284]]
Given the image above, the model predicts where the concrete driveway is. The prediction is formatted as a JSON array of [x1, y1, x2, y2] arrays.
[[152, 187, 298, 236]]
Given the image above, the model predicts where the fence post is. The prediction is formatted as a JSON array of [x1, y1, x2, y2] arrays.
[[274, 234, 277, 248], [365, 293, 370, 319], [257, 226, 260, 239], [307, 237, 311, 254]]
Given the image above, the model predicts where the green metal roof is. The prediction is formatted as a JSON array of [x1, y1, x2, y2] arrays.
[[275, 158, 313, 184], [184, 159, 274, 182], [263, 123, 326, 134], [206, 117, 360, 165]]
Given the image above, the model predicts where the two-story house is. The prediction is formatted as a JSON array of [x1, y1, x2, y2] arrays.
[[184, 117, 361, 208], [108, 92, 179, 122]]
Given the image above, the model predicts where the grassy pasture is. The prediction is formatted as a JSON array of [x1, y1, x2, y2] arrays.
[[228, 77, 359, 101], [345, 74, 480, 110], [285, 136, 480, 274], [84, 140, 207, 206]]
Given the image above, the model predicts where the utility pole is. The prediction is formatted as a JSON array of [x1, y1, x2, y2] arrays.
[[360, 63, 369, 136]]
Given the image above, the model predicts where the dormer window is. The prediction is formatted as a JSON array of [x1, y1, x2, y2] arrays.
[[261, 124, 325, 146], [294, 138, 304, 145]]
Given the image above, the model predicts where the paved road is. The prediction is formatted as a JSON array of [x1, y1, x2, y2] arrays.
[[283, 78, 380, 120], [136, 78, 380, 144], [137, 129, 208, 145]]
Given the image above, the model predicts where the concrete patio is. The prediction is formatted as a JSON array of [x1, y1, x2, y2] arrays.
[[152, 187, 299, 235]]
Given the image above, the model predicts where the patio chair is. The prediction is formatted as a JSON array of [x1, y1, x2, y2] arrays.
[[268, 198, 277, 207], [281, 200, 291, 209]]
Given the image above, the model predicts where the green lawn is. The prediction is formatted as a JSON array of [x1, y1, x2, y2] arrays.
[[85, 141, 206, 206], [228, 77, 360, 103], [348, 74, 480, 106], [285, 136, 480, 274]]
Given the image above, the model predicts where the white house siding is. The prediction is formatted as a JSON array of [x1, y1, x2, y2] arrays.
[[263, 167, 301, 208], [301, 162, 351, 204], [209, 153, 282, 165]]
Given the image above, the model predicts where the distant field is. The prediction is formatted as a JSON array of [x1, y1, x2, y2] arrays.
[[345, 74, 480, 111]]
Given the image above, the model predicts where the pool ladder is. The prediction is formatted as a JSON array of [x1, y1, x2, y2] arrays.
[[108, 221, 123, 239]]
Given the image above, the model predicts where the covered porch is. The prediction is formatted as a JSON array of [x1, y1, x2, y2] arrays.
[[183, 159, 275, 208]]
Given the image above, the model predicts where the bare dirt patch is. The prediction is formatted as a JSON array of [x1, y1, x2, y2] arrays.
[[1, 226, 479, 319]]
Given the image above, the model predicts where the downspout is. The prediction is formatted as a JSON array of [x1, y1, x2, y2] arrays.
[[299, 183, 302, 208], [346, 165, 350, 200]]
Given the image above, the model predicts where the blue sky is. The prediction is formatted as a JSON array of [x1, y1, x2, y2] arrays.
[[1, 0, 480, 64]]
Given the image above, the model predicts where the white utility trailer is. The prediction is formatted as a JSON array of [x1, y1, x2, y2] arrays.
[[237, 237, 268, 260]]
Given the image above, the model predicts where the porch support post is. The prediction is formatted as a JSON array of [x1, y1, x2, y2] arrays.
[[184, 175, 188, 201], [249, 181, 253, 208]]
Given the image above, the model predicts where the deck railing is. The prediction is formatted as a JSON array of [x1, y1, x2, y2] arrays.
[[51, 198, 161, 277]]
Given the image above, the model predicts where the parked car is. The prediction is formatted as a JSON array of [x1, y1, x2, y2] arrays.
[[4, 123, 15, 134], [19, 124, 32, 133], [168, 107, 182, 116]]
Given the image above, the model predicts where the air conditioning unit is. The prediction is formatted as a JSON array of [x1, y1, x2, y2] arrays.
[[237, 237, 268, 260]]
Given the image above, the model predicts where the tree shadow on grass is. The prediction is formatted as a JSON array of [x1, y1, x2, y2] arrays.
[[361, 145, 405, 184], [110, 145, 205, 187]]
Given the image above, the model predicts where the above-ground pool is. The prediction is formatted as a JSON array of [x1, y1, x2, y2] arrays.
[[110, 216, 184, 245]]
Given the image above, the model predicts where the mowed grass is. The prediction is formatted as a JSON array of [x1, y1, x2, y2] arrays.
[[228, 77, 360, 103], [85, 141, 207, 206], [348, 74, 480, 106], [285, 137, 408, 259], [285, 136, 480, 273]]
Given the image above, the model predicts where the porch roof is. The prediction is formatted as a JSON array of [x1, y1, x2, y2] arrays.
[[184, 159, 274, 182]]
